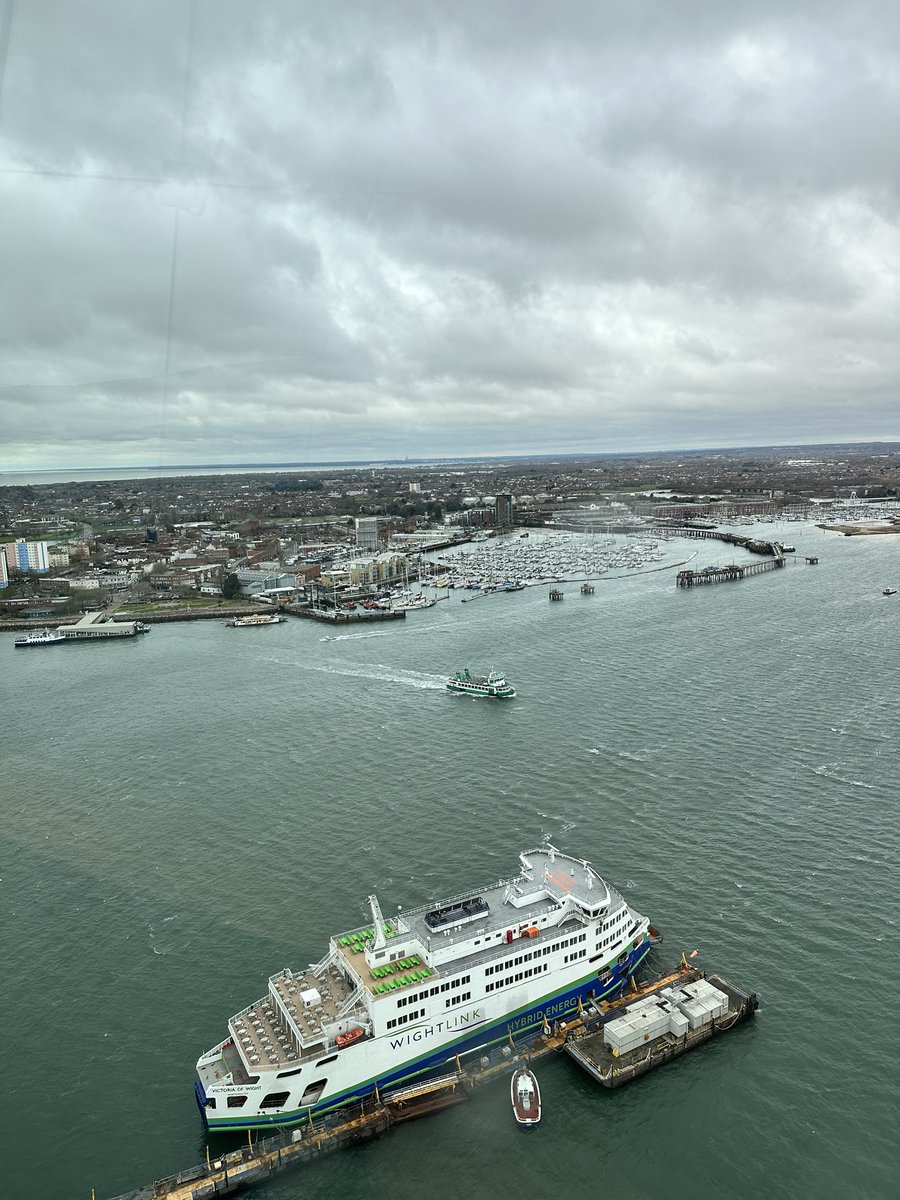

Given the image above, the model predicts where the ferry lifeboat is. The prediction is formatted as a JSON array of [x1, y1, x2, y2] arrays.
[[335, 1027, 366, 1050]]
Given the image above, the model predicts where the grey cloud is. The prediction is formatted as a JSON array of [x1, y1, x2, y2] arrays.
[[1, 0, 897, 468]]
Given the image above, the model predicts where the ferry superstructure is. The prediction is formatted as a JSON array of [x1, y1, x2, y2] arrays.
[[447, 669, 516, 698], [195, 847, 651, 1132]]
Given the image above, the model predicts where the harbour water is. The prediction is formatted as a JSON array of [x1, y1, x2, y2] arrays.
[[3, 524, 898, 1200]]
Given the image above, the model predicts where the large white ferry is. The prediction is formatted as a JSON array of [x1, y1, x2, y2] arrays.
[[195, 847, 651, 1132]]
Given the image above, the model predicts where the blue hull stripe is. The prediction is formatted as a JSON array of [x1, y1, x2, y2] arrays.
[[204, 943, 650, 1133]]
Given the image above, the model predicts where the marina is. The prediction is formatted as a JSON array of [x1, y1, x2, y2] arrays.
[[431, 530, 667, 592]]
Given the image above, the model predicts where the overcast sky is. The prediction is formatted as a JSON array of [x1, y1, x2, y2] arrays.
[[1, 0, 898, 470]]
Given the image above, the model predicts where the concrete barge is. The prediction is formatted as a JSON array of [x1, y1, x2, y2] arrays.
[[565, 972, 758, 1087]]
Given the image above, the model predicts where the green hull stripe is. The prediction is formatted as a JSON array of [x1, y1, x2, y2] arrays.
[[206, 941, 650, 1131]]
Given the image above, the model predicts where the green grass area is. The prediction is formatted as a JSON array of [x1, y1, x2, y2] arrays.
[[119, 596, 230, 613]]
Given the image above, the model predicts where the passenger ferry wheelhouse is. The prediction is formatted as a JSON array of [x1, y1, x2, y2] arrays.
[[195, 847, 651, 1132]]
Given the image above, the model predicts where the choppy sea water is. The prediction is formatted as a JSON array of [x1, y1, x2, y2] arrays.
[[3, 524, 898, 1200]]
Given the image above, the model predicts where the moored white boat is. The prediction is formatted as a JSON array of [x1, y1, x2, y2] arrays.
[[511, 1064, 541, 1128], [14, 627, 67, 648], [229, 613, 285, 627], [194, 846, 651, 1132]]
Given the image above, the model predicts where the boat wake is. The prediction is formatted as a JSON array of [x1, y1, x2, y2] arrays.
[[320, 631, 392, 642], [805, 761, 875, 789], [319, 662, 447, 690]]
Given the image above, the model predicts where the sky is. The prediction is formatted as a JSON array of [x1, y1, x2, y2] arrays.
[[1, 0, 898, 470]]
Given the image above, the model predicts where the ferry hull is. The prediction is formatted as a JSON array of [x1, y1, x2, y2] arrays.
[[199, 939, 651, 1133]]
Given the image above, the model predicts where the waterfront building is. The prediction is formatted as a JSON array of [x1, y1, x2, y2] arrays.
[[346, 553, 406, 587], [3, 539, 50, 574], [235, 569, 297, 596], [355, 518, 380, 551], [494, 494, 515, 526]]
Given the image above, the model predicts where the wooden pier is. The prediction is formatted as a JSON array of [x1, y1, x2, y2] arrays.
[[677, 558, 785, 587], [107, 965, 756, 1200], [549, 588, 564, 601]]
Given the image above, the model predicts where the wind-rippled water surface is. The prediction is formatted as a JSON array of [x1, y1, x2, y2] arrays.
[[3, 525, 898, 1200]]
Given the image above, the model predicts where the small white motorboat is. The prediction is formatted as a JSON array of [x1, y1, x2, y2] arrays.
[[511, 1064, 541, 1129]]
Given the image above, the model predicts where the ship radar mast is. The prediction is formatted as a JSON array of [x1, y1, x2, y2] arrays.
[[367, 894, 387, 951]]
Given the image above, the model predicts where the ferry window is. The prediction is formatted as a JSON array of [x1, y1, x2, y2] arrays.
[[227, 1095, 248, 1108], [205, 1098, 217, 1109], [316, 1055, 338, 1067], [387, 1019, 397, 1030], [277, 1066, 304, 1078], [246, 1076, 260, 1084], [260, 1091, 290, 1109], [440, 983, 449, 993], [398, 997, 407, 1008], [299, 1080, 328, 1106], [461, 993, 470, 1002]]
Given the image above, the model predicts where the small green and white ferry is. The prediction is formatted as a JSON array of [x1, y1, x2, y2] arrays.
[[447, 668, 516, 698], [194, 846, 651, 1131]]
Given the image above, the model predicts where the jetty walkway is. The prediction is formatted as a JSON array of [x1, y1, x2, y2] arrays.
[[676, 558, 786, 587]]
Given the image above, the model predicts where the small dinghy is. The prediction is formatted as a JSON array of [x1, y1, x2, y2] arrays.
[[511, 1065, 541, 1129]]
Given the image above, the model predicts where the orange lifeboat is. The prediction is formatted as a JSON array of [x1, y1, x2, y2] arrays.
[[335, 1027, 365, 1049]]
